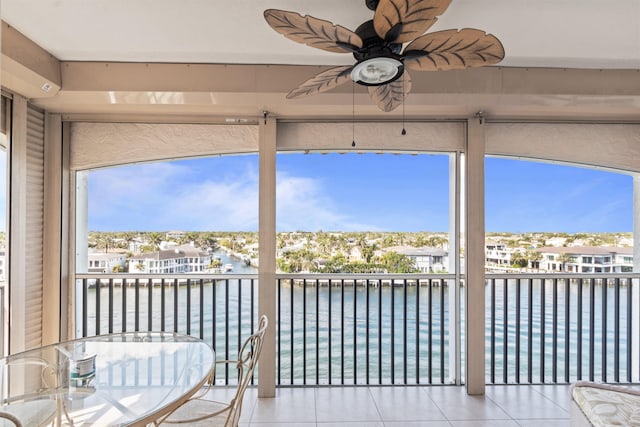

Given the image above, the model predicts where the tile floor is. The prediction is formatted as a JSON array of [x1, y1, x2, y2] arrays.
[[203, 384, 573, 426]]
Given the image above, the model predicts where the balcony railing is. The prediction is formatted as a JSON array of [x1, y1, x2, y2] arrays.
[[486, 273, 640, 385], [75, 272, 640, 386]]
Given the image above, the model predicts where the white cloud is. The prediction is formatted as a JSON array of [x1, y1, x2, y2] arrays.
[[276, 172, 378, 231], [88, 160, 375, 231]]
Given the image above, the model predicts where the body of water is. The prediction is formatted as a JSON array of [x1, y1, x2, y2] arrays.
[[82, 252, 635, 385]]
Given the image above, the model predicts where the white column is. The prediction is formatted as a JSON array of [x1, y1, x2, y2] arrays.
[[60, 122, 71, 341], [8, 96, 28, 354], [74, 170, 89, 338], [465, 117, 486, 395], [633, 174, 640, 381], [258, 114, 277, 398], [448, 153, 461, 384]]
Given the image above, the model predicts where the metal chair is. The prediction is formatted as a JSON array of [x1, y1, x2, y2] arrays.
[[0, 412, 22, 427], [158, 314, 268, 427], [0, 400, 58, 427]]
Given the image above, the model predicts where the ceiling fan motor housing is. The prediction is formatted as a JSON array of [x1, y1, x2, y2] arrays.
[[351, 20, 404, 86], [365, 0, 380, 11]]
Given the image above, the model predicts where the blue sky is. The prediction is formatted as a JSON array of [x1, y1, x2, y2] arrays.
[[86, 154, 633, 233]]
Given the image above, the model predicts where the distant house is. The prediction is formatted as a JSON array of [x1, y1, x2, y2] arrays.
[[485, 243, 525, 268], [128, 243, 211, 274], [165, 230, 185, 241], [128, 237, 147, 253], [536, 246, 633, 273], [88, 250, 128, 273], [384, 246, 449, 273]]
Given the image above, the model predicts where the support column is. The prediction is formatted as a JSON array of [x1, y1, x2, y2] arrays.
[[8, 96, 28, 354], [74, 170, 89, 338], [42, 113, 62, 345], [465, 117, 486, 395], [258, 114, 277, 398], [632, 174, 640, 381], [448, 153, 461, 384]]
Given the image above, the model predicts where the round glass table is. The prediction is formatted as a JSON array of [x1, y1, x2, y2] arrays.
[[0, 332, 215, 426]]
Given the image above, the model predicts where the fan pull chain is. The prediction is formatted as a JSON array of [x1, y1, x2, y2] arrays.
[[401, 76, 407, 136], [352, 81, 356, 147]]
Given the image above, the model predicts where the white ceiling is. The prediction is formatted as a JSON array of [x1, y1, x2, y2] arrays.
[[3, 0, 640, 69]]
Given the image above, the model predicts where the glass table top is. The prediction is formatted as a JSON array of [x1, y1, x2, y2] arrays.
[[0, 332, 215, 426]]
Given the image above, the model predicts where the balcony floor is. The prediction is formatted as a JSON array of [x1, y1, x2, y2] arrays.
[[204, 384, 573, 426]]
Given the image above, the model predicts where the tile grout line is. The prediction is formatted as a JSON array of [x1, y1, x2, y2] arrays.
[[421, 385, 456, 424], [484, 387, 526, 423], [367, 386, 386, 423], [528, 385, 571, 415], [313, 386, 318, 426]]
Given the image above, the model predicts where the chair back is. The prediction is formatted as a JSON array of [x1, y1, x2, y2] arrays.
[[226, 314, 268, 426]]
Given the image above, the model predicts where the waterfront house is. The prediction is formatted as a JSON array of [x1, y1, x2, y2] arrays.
[[128, 244, 211, 274], [536, 246, 634, 273], [87, 250, 128, 273], [1, 2, 640, 424], [485, 242, 522, 268], [385, 245, 449, 273]]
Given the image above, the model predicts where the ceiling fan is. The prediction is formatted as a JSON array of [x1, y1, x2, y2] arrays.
[[264, 0, 505, 112]]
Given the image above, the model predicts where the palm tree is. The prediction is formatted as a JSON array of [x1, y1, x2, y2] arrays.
[[526, 250, 543, 271], [557, 252, 573, 272], [94, 233, 113, 253], [146, 232, 163, 251], [360, 242, 378, 263]]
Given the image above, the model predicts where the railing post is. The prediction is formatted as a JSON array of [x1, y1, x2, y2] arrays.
[[258, 113, 277, 397], [465, 116, 486, 395]]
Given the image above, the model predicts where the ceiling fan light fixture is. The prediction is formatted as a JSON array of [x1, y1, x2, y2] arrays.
[[350, 57, 403, 86]]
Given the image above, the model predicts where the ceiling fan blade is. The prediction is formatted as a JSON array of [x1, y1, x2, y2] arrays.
[[287, 66, 354, 99], [367, 71, 412, 112], [264, 9, 363, 54], [403, 29, 505, 71], [373, 0, 452, 44]]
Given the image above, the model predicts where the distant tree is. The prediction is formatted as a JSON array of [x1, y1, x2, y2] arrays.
[[147, 232, 163, 250], [379, 251, 417, 273], [183, 231, 199, 245], [526, 250, 543, 271], [94, 233, 113, 253], [360, 242, 378, 263], [277, 234, 287, 249], [511, 257, 528, 268], [557, 253, 573, 272], [426, 236, 448, 248], [380, 235, 396, 248]]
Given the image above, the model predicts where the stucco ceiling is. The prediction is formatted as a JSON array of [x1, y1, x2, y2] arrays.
[[2, 0, 640, 120]]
